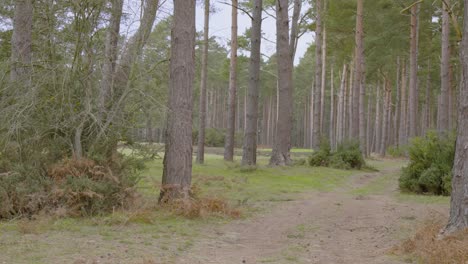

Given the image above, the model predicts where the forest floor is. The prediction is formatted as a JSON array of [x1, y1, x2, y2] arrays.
[[0, 152, 449, 264]]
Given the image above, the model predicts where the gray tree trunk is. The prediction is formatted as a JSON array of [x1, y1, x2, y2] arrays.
[[438, 0, 450, 134], [336, 64, 347, 146], [399, 60, 408, 146], [394, 57, 401, 144], [380, 77, 391, 156], [442, 0, 468, 234], [353, 0, 363, 141], [312, 0, 322, 149], [329, 65, 335, 150], [241, 0, 262, 166], [320, 27, 327, 134], [160, 0, 195, 203], [270, 0, 293, 166], [197, 0, 210, 164], [224, 0, 238, 162], [99, 0, 124, 121], [408, 4, 420, 138], [10, 0, 33, 83], [374, 82, 381, 153]]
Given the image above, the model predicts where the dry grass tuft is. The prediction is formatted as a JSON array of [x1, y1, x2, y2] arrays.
[[166, 197, 242, 219], [392, 218, 468, 264]]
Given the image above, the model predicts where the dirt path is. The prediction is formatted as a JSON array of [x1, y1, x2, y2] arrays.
[[176, 167, 448, 264]]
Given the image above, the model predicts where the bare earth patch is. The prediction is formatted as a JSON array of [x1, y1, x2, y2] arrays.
[[176, 167, 448, 264]]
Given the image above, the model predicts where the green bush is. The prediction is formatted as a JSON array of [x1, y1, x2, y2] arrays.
[[193, 128, 243, 148], [308, 139, 331, 167], [398, 131, 454, 195], [308, 139, 366, 170]]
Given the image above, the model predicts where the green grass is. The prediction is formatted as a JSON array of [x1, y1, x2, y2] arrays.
[[140, 154, 355, 205]]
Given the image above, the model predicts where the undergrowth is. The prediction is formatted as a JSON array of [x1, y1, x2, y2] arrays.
[[308, 139, 367, 170], [392, 218, 468, 264]]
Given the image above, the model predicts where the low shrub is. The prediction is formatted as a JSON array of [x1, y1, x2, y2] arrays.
[[308, 139, 366, 170], [398, 131, 454, 195], [0, 154, 143, 219]]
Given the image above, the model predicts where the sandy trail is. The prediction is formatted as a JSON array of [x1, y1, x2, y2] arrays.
[[176, 168, 448, 264]]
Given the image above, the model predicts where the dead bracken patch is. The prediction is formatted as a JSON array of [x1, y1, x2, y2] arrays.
[[391, 219, 468, 264]]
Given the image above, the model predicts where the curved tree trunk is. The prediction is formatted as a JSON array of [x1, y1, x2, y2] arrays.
[[269, 0, 293, 166], [224, 0, 238, 162], [197, 0, 210, 164], [160, 0, 195, 203], [241, 0, 262, 166]]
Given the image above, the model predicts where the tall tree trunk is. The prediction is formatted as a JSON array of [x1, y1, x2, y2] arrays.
[[160, 0, 195, 203], [353, 0, 364, 141], [366, 87, 373, 155], [408, 3, 420, 138], [320, 27, 327, 134], [197, 0, 210, 164], [312, 0, 322, 149], [380, 77, 391, 156], [399, 60, 408, 146], [438, 0, 450, 134], [375, 82, 382, 153], [224, 0, 238, 161], [336, 64, 347, 146], [443, 0, 468, 234], [241, 0, 262, 166], [394, 57, 401, 145], [270, 0, 293, 166], [99, 0, 124, 121], [422, 60, 431, 135], [347, 61, 354, 139], [10, 0, 33, 83], [329, 65, 335, 150]]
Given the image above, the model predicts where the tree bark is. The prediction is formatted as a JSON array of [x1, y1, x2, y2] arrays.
[[438, 0, 450, 134], [312, 0, 322, 149], [224, 0, 238, 161], [408, 3, 420, 138], [375, 82, 381, 153], [10, 0, 33, 83], [329, 65, 335, 150], [320, 27, 327, 134], [336, 64, 347, 146], [160, 0, 195, 203], [399, 60, 408, 146], [197, 0, 210, 164], [380, 77, 391, 156], [241, 0, 262, 166], [442, 0, 468, 234], [353, 0, 364, 141], [99, 0, 124, 121], [269, 0, 293, 166]]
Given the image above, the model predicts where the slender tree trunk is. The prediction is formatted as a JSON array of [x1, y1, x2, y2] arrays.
[[312, 0, 322, 149], [10, 0, 33, 83], [375, 82, 382, 153], [320, 27, 327, 134], [336, 64, 347, 146], [408, 3, 420, 138], [160, 0, 195, 202], [353, 0, 363, 141], [347, 61, 354, 139], [99, 0, 123, 121], [270, 0, 293, 166], [422, 60, 431, 135], [366, 87, 373, 155], [196, 0, 210, 164], [399, 60, 408, 146], [380, 77, 391, 156], [224, 0, 238, 161], [241, 0, 262, 166], [394, 57, 401, 145], [442, 0, 468, 234], [329, 65, 335, 149]]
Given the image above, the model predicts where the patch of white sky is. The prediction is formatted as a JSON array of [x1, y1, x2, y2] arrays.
[[124, 0, 315, 65], [0, 0, 315, 65]]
